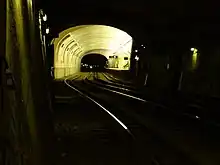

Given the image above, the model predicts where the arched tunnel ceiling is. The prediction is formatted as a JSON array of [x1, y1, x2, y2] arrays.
[[54, 25, 132, 57], [53, 25, 132, 79]]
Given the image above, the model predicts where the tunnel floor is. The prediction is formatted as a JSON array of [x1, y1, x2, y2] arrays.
[[50, 72, 208, 165], [52, 81, 135, 165]]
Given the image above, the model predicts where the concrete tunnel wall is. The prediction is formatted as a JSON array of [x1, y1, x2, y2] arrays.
[[53, 25, 133, 79]]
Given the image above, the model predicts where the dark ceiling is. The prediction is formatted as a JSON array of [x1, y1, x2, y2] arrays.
[[41, 0, 220, 47]]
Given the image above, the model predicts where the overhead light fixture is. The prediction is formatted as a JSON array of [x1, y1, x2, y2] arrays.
[[43, 14, 47, 21], [190, 48, 195, 51], [46, 28, 50, 34], [135, 49, 138, 52], [135, 55, 139, 61]]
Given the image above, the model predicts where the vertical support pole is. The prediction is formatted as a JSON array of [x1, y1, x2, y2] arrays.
[[0, 0, 6, 137], [0, 0, 6, 108], [178, 71, 183, 91], [5, 0, 54, 164], [144, 73, 148, 86], [135, 61, 138, 77]]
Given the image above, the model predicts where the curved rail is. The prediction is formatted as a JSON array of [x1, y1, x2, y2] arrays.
[[64, 77, 134, 137]]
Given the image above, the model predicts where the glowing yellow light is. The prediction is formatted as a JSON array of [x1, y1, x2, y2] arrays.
[[192, 52, 197, 62], [192, 48, 198, 69]]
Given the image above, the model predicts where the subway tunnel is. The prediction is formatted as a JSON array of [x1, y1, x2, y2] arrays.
[[53, 25, 133, 79], [3, 0, 220, 165]]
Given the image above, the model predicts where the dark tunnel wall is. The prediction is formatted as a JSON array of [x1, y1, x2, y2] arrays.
[[2, 0, 54, 164]]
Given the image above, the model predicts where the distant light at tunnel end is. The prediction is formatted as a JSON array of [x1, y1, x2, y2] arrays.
[[135, 49, 138, 52]]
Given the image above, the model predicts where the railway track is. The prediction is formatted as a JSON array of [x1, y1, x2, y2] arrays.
[[92, 72, 220, 127], [60, 73, 198, 165]]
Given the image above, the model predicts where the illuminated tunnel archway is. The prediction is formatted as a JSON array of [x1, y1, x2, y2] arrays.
[[53, 25, 133, 79]]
